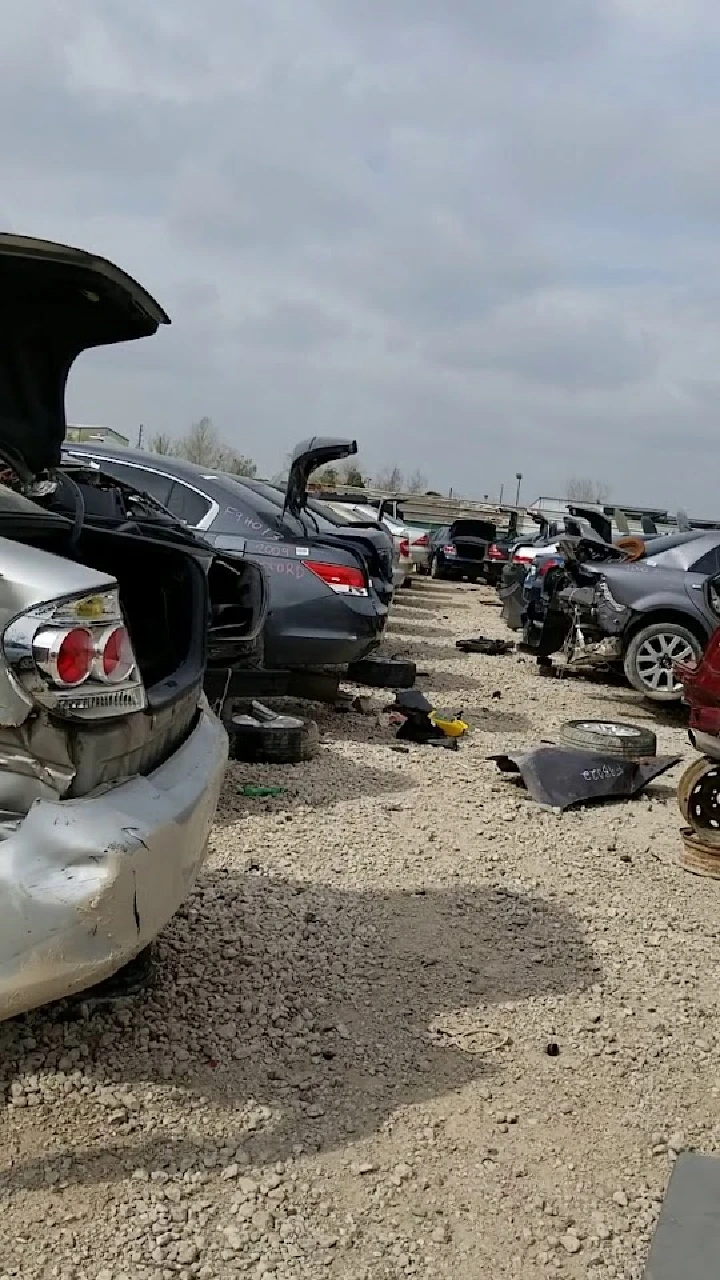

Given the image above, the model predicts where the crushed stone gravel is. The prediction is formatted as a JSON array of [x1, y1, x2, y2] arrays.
[[0, 580, 715, 1279]]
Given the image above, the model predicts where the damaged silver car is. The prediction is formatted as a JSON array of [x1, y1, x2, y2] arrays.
[[0, 234, 231, 1019]]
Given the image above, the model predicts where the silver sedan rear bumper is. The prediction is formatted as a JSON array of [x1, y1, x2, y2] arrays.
[[0, 697, 227, 1020]]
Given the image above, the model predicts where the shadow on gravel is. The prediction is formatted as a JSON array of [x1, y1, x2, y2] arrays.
[[386, 618, 454, 639], [387, 638, 469, 664], [461, 706, 532, 735], [415, 669, 490, 695], [0, 877, 599, 1189], [213, 750, 417, 823]]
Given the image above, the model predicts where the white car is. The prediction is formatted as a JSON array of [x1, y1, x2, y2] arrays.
[[324, 502, 414, 585]]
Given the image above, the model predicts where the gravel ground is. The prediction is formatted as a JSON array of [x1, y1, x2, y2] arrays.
[[1, 580, 718, 1280]]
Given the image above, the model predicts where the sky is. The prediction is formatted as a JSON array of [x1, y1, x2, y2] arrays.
[[4, 0, 720, 512]]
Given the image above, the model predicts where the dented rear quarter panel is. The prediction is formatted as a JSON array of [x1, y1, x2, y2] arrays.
[[0, 697, 227, 1021]]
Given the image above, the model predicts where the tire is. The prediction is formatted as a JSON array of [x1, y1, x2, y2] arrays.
[[558, 719, 657, 758], [347, 655, 417, 689], [623, 621, 703, 703], [227, 704, 320, 763]]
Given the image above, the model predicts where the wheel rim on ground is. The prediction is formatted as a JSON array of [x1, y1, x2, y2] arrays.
[[685, 762, 720, 833], [677, 756, 714, 824], [634, 632, 696, 695]]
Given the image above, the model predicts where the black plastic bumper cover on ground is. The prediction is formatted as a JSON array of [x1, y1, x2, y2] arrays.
[[489, 745, 680, 810]]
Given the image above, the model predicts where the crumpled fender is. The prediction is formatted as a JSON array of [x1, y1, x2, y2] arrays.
[[489, 745, 681, 810]]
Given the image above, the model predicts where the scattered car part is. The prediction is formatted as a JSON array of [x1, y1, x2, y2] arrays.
[[489, 745, 680, 810], [677, 756, 715, 824], [226, 700, 319, 764], [558, 719, 658, 759], [429, 711, 469, 738], [679, 826, 720, 878], [455, 636, 514, 655], [347, 654, 417, 688], [676, 759, 720, 832]]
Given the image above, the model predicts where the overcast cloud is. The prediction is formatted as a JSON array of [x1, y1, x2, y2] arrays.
[[4, 0, 720, 510]]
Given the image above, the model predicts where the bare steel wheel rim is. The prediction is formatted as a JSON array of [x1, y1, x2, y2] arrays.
[[634, 633, 695, 693], [687, 764, 720, 833]]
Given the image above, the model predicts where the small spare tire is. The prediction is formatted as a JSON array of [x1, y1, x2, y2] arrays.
[[347, 656, 417, 689], [558, 719, 657, 758]]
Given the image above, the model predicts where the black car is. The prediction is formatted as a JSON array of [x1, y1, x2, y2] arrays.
[[428, 519, 498, 582], [62, 438, 390, 672]]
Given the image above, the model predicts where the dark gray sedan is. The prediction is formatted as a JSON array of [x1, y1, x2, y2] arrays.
[[61, 440, 391, 671]]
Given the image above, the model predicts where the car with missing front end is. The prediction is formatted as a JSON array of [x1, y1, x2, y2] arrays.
[[0, 233, 260, 1019], [537, 530, 720, 702]]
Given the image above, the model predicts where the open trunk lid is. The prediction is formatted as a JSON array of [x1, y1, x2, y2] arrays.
[[0, 234, 169, 478], [449, 518, 496, 561], [284, 436, 357, 517]]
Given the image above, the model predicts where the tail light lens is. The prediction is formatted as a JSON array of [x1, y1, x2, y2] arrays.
[[4, 587, 146, 719], [307, 560, 368, 596], [537, 557, 563, 578], [443, 544, 457, 556], [399, 538, 410, 558], [413, 533, 429, 547], [487, 543, 506, 561], [512, 553, 532, 565]]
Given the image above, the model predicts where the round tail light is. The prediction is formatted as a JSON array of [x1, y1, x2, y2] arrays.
[[54, 628, 94, 686], [98, 626, 135, 684]]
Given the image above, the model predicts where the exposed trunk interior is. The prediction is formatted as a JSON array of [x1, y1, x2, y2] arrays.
[[13, 521, 207, 698], [450, 519, 495, 562], [451, 537, 488, 562], [0, 517, 209, 800]]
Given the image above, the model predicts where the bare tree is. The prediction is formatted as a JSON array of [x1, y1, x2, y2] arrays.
[[173, 416, 256, 477], [406, 468, 427, 494], [376, 465, 404, 491], [214, 446, 257, 478], [566, 475, 612, 505], [147, 432, 176, 455]]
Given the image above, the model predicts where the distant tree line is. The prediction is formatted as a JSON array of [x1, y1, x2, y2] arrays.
[[144, 423, 428, 494], [147, 417, 256, 477]]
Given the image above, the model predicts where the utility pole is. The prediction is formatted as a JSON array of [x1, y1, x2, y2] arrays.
[[137, 423, 144, 449], [515, 472, 523, 507], [499, 483, 505, 504]]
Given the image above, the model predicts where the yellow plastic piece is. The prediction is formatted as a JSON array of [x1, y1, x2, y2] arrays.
[[429, 712, 469, 738]]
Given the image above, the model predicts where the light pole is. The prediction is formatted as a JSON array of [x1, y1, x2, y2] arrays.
[[515, 472, 523, 507]]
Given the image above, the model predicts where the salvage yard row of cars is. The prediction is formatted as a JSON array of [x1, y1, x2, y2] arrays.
[[0, 233, 431, 1023]]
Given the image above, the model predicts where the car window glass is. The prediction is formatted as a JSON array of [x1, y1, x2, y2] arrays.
[[689, 544, 720, 576], [91, 460, 174, 507], [165, 481, 212, 526]]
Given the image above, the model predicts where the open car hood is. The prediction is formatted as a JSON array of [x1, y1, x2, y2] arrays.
[[284, 436, 357, 517], [0, 234, 169, 478]]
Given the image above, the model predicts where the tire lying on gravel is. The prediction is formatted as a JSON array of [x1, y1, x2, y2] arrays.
[[226, 702, 320, 763], [347, 656, 417, 689], [558, 719, 657, 759]]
